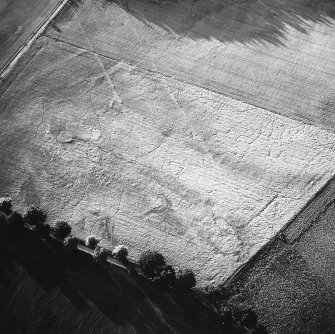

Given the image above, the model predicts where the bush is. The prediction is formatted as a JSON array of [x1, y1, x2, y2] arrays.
[[250, 323, 268, 334], [230, 305, 259, 329], [112, 245, 128, 262], [239, 309, 258, 328], [24, 205, 47, 225], [7, 211, 24, 229], [139, 250, 166, 278], [206, 284, 228, 307], [64, 236, 79, 251], [0, 213, 6, 228], [153, 265, 176, 288], [53, 221, 71, 239], [34, 222, 50, 238], [127, 266, 138, 277], [85, 235, 100, 248], [176, 269, 196, 293], [0, 197, 12, 215], [221, 306, 233, 324], [93, 247, 109, 263]]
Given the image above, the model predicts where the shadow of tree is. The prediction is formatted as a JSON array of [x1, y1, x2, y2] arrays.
[[114, 0, 335, 46], [0, 245, 16, 287], [0, 227, 223, 334]]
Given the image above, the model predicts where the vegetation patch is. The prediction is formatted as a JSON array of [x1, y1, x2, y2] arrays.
[[85, 235, 100, 249], [52, 220, 72, 239], [24, 204, 47, 226], [0, 196, 12, 215]]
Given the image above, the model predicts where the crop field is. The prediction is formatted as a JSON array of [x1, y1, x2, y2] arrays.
[[0, 0, 61, 69], [1, 0, 335, 288]]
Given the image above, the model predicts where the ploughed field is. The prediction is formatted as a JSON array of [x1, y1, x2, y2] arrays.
[[1, 0, 335, 287]]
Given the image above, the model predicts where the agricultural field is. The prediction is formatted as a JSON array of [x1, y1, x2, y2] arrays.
[[1, 0, 335, 289], [0, 0, 62, 69]]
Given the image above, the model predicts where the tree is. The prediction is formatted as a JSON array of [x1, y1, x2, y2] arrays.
[[7, 211, 24, 229], [0, 197, 12, 215], [153, 265, 176, 289], [24, 205, 47, 226], [85, 235, 100, 248], [34, 222, 50, 238], [0, 213, 6, 228], [53, 221, 71, 239], [206, 284, 228, 308], [240, 309, 258, 328], [250, 323, 268, 334], [64, 236, 79, 251], [127, 266, 138, 277], [231, 305, 260, 330], [139, 250, 166, 278], [221, 306, 233, 324], [112, 245, 128, 262], [176, 269, 196, 293], [93, 247, 109, 263]]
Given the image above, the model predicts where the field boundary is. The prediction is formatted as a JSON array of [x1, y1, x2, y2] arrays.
[[282, 174, 335, 243], [225, 173, 335, 285]]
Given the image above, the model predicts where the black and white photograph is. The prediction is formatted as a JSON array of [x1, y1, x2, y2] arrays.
[[1, 0, 335, 333]]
